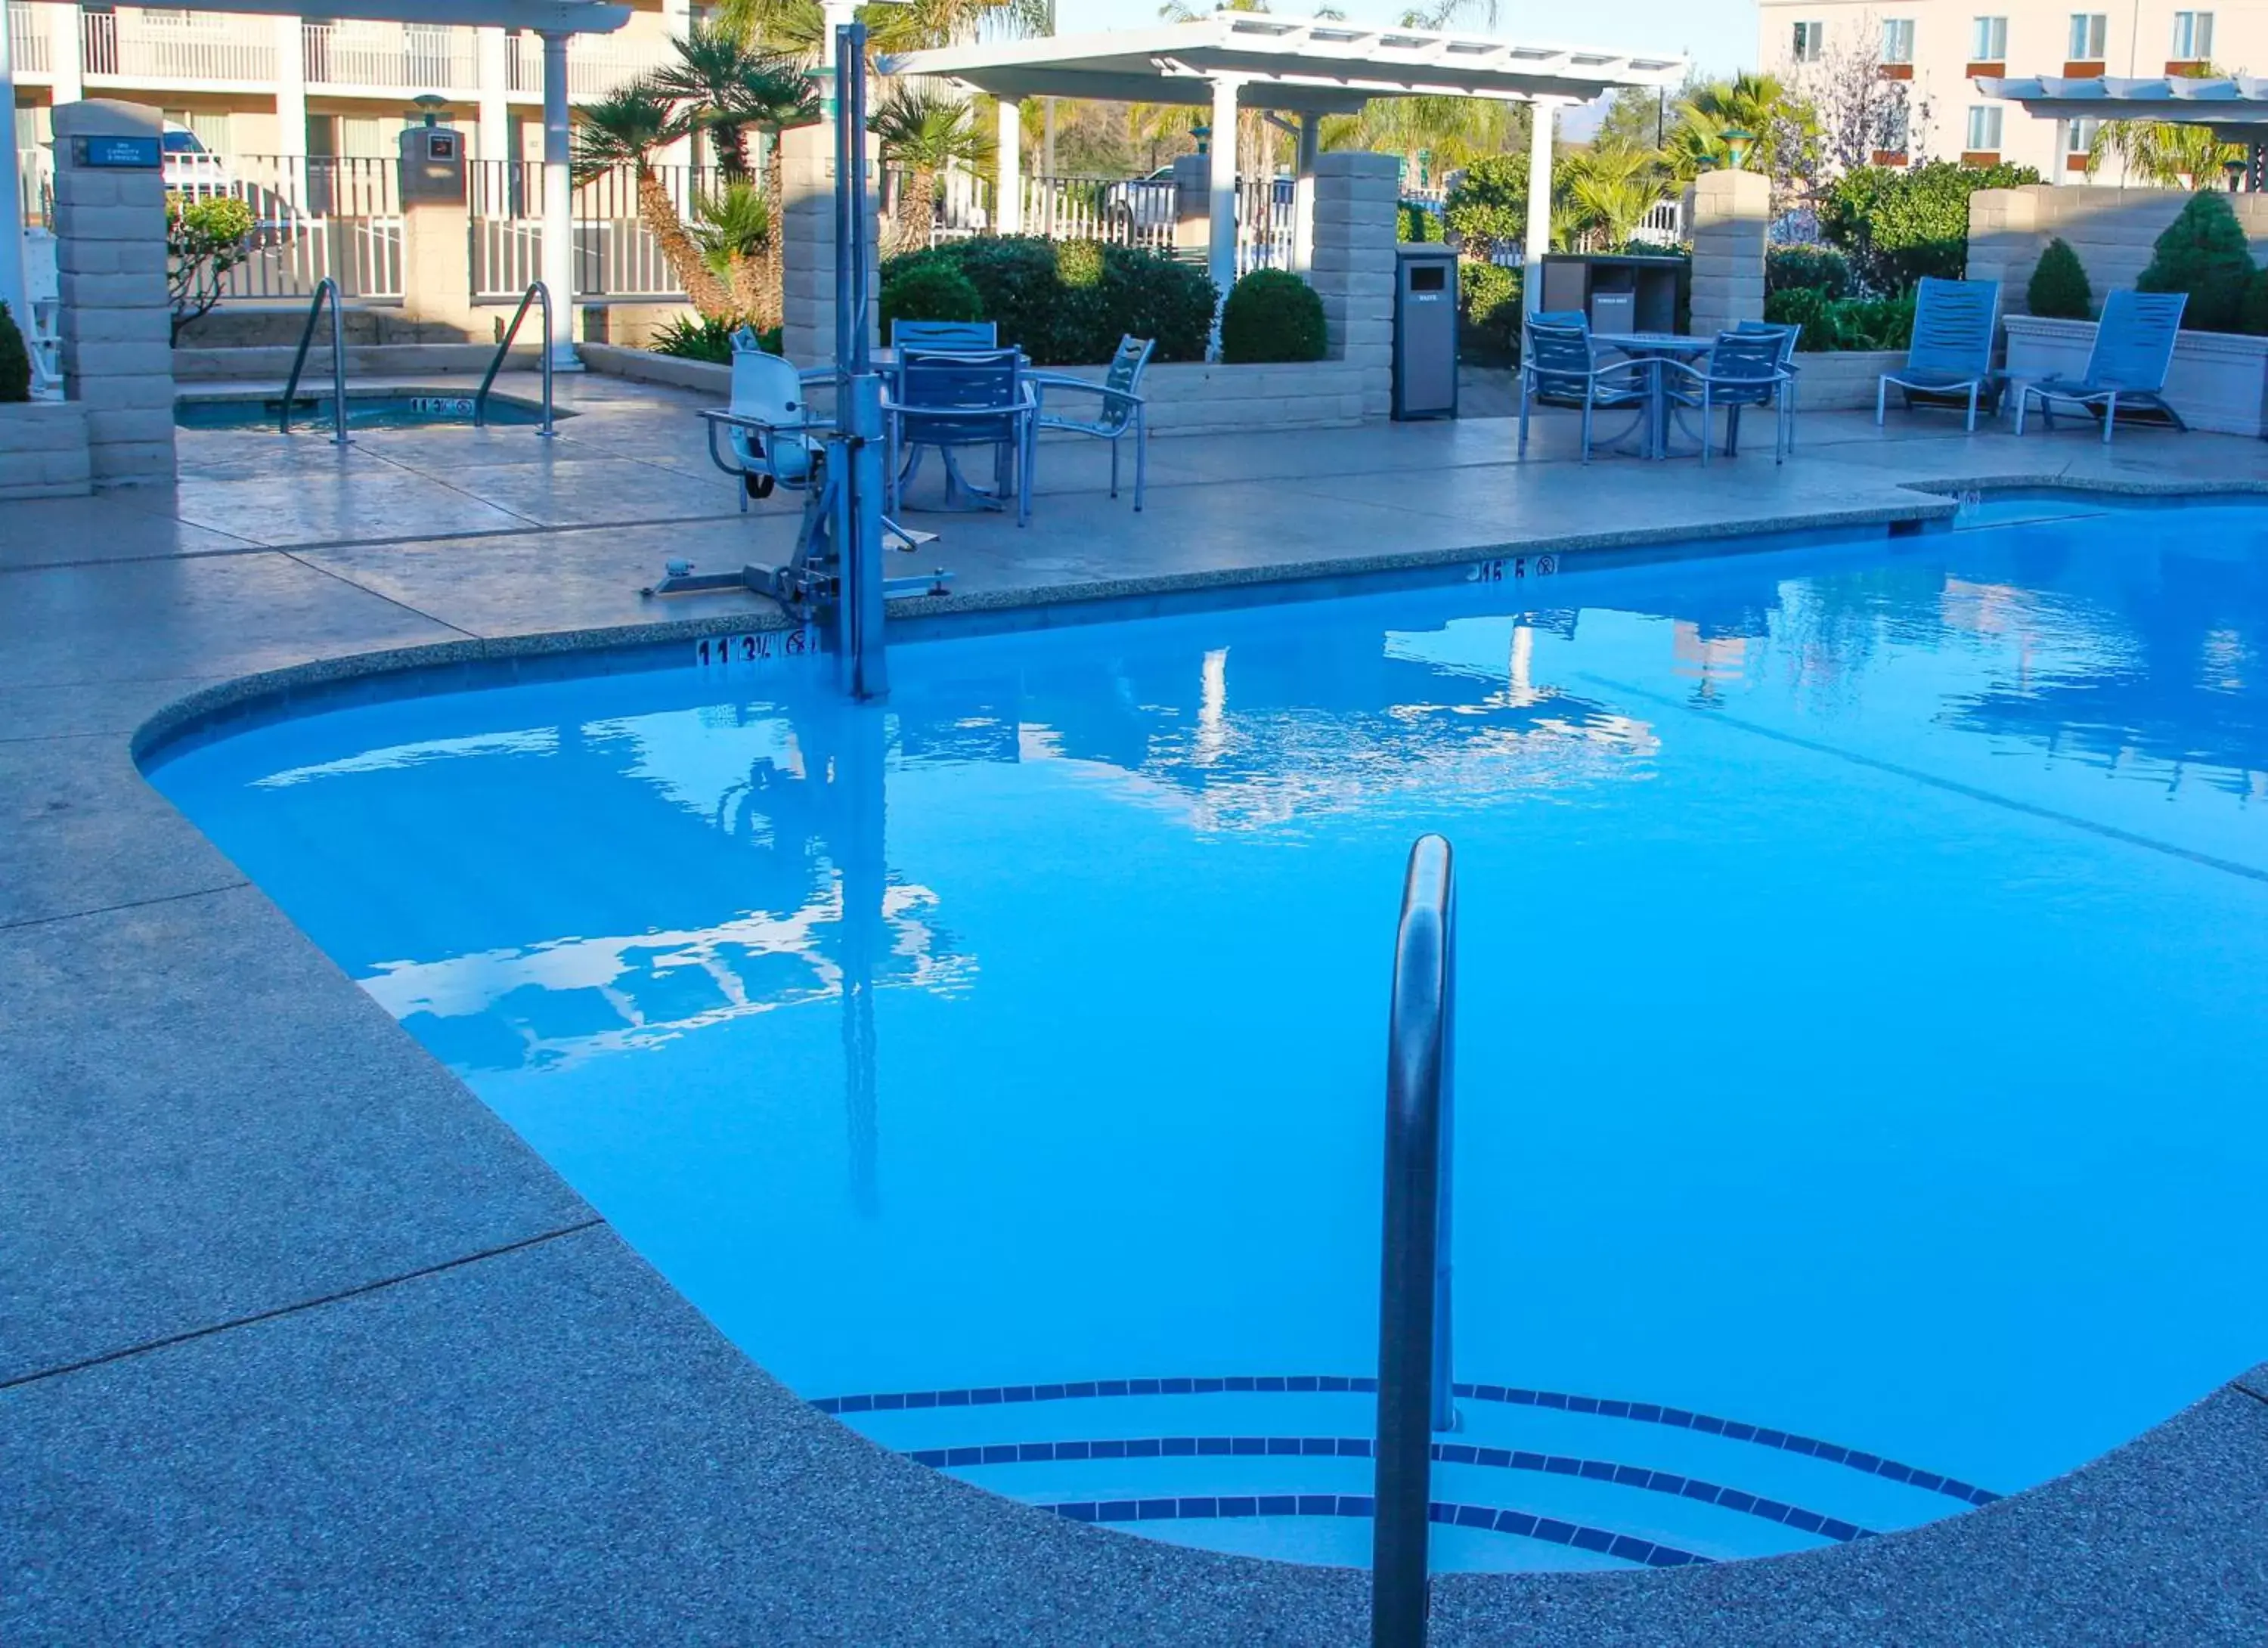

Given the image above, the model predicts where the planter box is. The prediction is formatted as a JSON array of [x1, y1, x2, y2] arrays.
[[2003, 314, 2268, 438], [1785, 349, 1909, 412], [0, 401, 92, 500]]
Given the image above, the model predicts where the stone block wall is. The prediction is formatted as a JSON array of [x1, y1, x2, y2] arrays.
[[1687, 169, 1770, 338], [1971, 184, 2268, 315], [780, 121, 880, 367], [0, 404, 94, 499], [1307, 152, 1397, 420]]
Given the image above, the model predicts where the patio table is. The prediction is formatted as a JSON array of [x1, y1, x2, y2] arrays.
[[1593, 332, 1715, 460]]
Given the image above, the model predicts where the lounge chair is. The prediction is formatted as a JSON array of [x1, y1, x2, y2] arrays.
[[714, 327, 819, 505], [1517, 318, 1653, 463], [2013, 289, 2189, 444], [1663, 330, 1797, 465], [1876, 277, 2002, 432], [885, 346, 1037, 525], [1028, 334, 1155, 511]]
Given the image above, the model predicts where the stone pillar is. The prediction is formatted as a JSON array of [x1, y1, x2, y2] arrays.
[[1309, 150, 1396, 419], [1522, 97, 1557, 314], [1206, 75, 1241, 299], [397, 123, 477, 336], [51, 100, 174, 486], [271, 16, 307, 157], [1171, 152, 1209, 259], [1686, 166, 1769, 336], [994, 96, 1021, 234], [779, 119, 878, 366], [1966, 184, 2043, 309], [1290, 112, 1320, 275]]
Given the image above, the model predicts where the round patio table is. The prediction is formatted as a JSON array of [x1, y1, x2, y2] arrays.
[[1592, 332, 1715, 460]]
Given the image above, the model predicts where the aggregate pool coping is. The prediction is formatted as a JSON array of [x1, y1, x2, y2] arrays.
[[11, 408, 2268, 1643]]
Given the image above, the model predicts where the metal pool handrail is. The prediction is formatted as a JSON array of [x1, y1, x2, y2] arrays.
[[1372, 834, 1457, 1648], [474, 281, 556, 437], [280, 277, 349, 445]]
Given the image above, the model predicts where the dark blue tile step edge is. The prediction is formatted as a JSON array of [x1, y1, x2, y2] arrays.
[[1039, 1492, 1711, 1569], [808, 1375, 1999, 1508], [906, 1435, 1873, 1544]]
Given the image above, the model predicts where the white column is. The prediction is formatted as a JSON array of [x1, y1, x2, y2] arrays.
[[272, 16, 306, 157], [0, 0, 27, 385], [1207, 75, 1239, 296], [1523, 98, 1556, 314], [539, 29, 579, 366], [1290, 110, 1319, 275], [46, 1, 82, 104], [994, 96, 1021, 234], [476, 27, 510, 163]]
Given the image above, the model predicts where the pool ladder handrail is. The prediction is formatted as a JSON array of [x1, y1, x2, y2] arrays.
[[280, 277, 349, 445], [474, 281, 556, 438], [1372, 834, 1457, 1648]]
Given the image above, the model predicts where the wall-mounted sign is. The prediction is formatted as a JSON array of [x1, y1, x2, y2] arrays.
[[71, 135, 163, 169], [426, 131, 459, 162]]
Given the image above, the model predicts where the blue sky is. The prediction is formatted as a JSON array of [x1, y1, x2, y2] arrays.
[[1049, 0, 1761, 82]]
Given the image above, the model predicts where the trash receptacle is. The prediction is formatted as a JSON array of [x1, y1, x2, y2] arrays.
[[1393, 244, 1458, 420]]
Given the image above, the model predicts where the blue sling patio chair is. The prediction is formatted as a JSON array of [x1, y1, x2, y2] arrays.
[[885, 347, 1038, 525], [1876, 277, 2003, 432], [889, 318, 999, 351], [1661, 330, 1797, 466], [1027, 334, 1155, 510], [1517, 318, 1653, 462], [2013, 289, 2189, 445]]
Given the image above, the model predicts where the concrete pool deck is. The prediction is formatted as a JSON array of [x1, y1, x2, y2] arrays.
[[7, 369, 2268, 1643]]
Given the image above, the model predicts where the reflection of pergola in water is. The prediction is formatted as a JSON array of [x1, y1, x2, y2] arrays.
[[1975, 75, 2268, 187], [883, 16, 1683, 299]]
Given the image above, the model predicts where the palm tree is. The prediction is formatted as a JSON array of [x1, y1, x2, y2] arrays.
[[871, 85, 993, 252], [1560, 141, 1660, 249], [573, 84, 736, 319], [2087, 119, 2242, 188], [648, 23, 801, 178], [692, 180, 775, 324], [716, 0, 1047, 61]]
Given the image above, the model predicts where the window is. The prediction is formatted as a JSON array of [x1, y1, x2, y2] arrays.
[[1967, 106, 2004, 150], [2065, 116, 2102, 153], [1970, 15, 2007, 59], [1791, 20, 1824, 63], [2170, 11, 2213, 58], [2068, 12, 2107, 57], [1882, 17, 1916, 63]]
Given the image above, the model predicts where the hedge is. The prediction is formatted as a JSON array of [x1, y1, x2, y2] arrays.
[[1818, 161, 2041, 294], [878, 237, 1216, 364]]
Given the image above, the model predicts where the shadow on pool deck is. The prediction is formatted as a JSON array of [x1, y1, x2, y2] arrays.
[[6, 365, 2268, 1643]]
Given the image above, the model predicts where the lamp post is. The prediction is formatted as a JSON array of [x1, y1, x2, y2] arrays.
[[2224, 155, 2248, 192], [1721, 127, 1755, 170]]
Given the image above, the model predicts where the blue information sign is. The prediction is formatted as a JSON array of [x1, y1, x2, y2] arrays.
[[72, 136, 163, 169]]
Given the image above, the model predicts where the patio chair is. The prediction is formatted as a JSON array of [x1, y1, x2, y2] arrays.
[[1517, 319, 1653, 463], [885, 346, 1037, 525], [1876, 277, 2002, 432], [1027, 335, 1154, 511], [717, 328, 819, 505], [2013, 289, 2189, 445], [1737, 320, 1804, 448], [890, 319, 999, 351], [1661, 330, 1796, 466]]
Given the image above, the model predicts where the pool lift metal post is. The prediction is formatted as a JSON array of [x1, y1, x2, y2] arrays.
[[1372, 834, 1458, 1648]]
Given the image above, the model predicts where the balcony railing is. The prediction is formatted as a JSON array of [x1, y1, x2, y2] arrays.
[[506, 31, 677, 98], [302, 21, 478, 94], [82, 9, 277, 84], [9, 4, 50, 76]]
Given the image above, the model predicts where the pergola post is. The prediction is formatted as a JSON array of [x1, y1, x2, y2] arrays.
[[1291, 110, 1320, 275], [1207, 74, 1241, 298], [539, 29, 580, 367], [272, 16, 308, 159], [995, 96, 1022, 233], [1523, 97, 1557, 314]]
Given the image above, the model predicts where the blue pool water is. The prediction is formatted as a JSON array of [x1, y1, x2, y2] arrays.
[[151, 497, 2268, 1573]]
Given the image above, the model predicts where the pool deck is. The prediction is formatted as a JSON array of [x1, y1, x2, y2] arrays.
[[8, 368, 2268, 1644]]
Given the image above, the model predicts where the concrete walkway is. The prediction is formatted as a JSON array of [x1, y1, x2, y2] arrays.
[[7, 370, 2268, 1645]]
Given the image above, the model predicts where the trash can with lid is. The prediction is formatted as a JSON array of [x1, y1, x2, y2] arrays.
[[1393, 243, 1458, 420]]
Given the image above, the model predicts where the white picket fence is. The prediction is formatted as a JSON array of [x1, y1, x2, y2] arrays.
[[922, 171, 1297, 274]]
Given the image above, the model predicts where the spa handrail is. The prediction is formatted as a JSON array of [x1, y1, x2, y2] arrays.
[[280, 277, 349, 445], [474, 281, 556, 437]]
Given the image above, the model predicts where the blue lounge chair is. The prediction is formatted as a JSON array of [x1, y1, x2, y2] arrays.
[[1028, 334, 1154, 511], [1517, 318, 1652, 463], [1662, 330, 1796, 465], [1876, 277, 2002, 432], [2014, 289, 2189, 444]]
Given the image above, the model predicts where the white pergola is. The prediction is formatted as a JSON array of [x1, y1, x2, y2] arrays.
[[1975, 75, 2268, 186], [1, 0, 631, 373], [883, 16, 1684, 303]]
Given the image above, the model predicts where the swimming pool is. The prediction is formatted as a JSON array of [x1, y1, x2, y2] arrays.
[[149, 496, 2268, 1575]]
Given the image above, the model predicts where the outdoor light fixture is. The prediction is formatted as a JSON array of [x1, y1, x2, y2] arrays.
[[1721, 127, 1755, 169], [1191, 121, 1211, 154], [2225, 156, 2248, 191], [411, 94, 451, 128]]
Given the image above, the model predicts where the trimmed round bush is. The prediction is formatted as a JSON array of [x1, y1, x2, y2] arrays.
[[878, 237, 1214, 363], [2137, 191, 2257, 333], [2243, 267, 2268, 338], [1458, 259, 1520, 364], [1766, 245, 1852, 299], [2025, 237, 2093, 320], [0, 300, 29, 404], [1218, 268, 1327, 364], [880, 262, 985, 341]]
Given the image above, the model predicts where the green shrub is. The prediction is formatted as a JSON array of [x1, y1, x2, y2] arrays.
[[1766, 245, 1852, 299], [1218, 268, 1326, 364], [648, 314, 739, 363], [1443, 155, 1529, 257], [2137, 191, 2257, 333], [878, 236, 1214, 363], [2243, 266, 2268, 338], [1397, 203, 1441, 243], [1818, 161, 2041, 293], [879, 262, 985, 339], [166, 191, 257, 344], [2025, 237, 2093, 320], [1457, 259, 1521, 364], [1762, 286, 1917, 352], [0, 301, 29, 403]]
